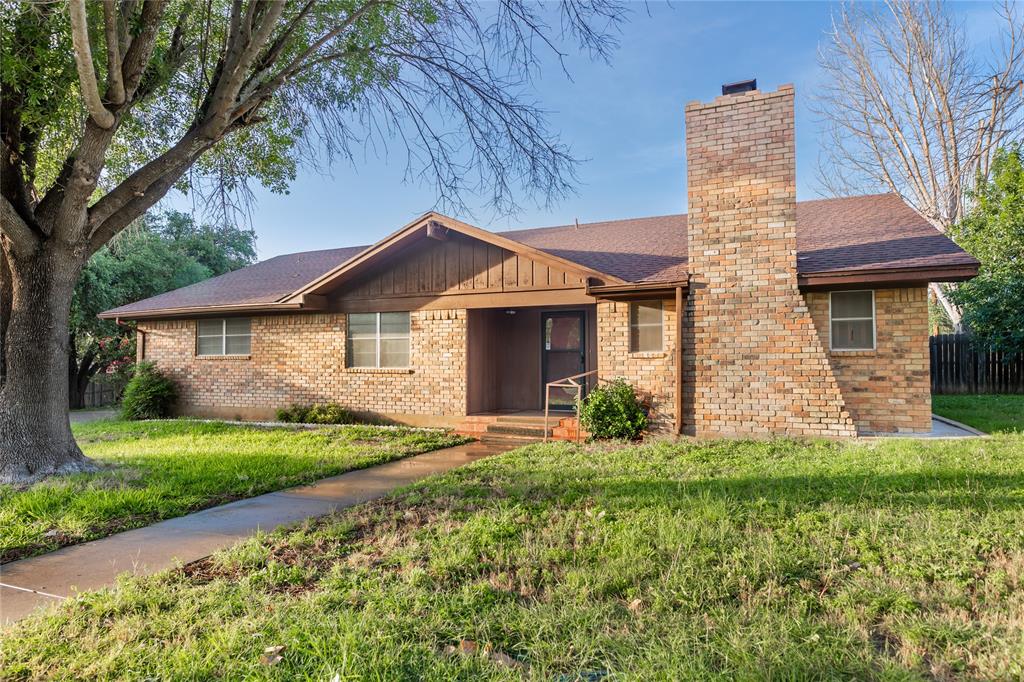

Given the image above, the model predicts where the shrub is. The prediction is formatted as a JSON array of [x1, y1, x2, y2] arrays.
[[275, 404, 309, 423], [120, 362, 177, 420], [578, 379, 648, 440], [275, 403, 356, 425]]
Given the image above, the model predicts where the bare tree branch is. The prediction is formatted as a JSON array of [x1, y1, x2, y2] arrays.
[[69, 0, 115, 129], [813, 0, 1024, 328]]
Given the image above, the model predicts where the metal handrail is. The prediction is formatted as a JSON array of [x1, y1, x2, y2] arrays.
[[543, 369, 599, 443]]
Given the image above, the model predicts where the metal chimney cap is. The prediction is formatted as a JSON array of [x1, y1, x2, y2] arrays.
[[722, 79, 757, 95]]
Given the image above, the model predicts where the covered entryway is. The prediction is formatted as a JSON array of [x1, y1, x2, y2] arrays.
[[466, 305, 597, 415]]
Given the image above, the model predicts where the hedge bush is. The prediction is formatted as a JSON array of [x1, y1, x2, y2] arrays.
[[120, 362, 177, 420], [275, 403, 357, 425], [578, 378, 648, 440]]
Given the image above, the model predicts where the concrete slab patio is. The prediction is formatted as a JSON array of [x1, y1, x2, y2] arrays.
[[0, 440, 510, 626], [863, 415, 986, 439]]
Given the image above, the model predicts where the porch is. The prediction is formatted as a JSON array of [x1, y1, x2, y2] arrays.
[[462, 305, 597, 441], [465, 305, 598, 414]]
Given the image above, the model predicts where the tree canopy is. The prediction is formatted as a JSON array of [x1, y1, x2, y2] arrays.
[[1, 0, 627, 481], [2, 0, 626, 234], [69, 211, 256, 406], [950, 145, 1024, 356]]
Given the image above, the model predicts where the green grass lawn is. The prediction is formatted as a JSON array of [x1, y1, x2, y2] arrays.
[[5, 434, 1024, 680], [0, 420, 467, 563], [932, 394, 1024, 433]]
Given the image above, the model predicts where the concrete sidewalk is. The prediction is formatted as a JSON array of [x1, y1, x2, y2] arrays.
[[0, 441, 509, 626]]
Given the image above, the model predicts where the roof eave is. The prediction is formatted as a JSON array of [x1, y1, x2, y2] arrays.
[[97, 300, 315, 321], [797, 263, 979, 290], [587, 278, 689, 299]]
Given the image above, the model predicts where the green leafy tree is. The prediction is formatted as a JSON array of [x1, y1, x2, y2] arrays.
[[0, 0, 626, 481], [950, 146, 1024, 356], [68, 211, 256, 409]]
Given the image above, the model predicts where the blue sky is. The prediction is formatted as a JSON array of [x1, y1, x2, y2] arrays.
[[166, 1, 1001, 259]]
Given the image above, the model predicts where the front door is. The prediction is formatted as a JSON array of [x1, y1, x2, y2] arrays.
[[541, 311, 586, 411]]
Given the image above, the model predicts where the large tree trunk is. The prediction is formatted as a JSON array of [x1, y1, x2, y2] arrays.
[[0, 243, 95, 483]]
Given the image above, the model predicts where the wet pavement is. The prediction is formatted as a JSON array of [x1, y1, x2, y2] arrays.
[[0, 440, 510, 626]]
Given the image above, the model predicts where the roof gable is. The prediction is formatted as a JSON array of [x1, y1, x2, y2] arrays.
[[281, 213, 623, 302], [335, 229, 595, 301]]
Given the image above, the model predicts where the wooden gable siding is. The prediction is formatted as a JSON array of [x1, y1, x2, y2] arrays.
[[336, 233, 587, 301]]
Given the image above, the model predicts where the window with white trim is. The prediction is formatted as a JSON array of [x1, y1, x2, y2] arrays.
[[629, 300, 663, 352], [829, 291, 875, 350], [347, 312, 410, 368], [196, 318, 251, 356]]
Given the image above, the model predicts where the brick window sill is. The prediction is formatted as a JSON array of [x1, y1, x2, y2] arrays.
[[628, 351, 666, 359], [829, 349, 877, 356], [195, 354, 251, 360], [344, 367, 415, 374]]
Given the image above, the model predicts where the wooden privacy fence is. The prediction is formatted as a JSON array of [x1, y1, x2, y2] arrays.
[[82, 380, 122, 407], [930, 334, 1024, 394]]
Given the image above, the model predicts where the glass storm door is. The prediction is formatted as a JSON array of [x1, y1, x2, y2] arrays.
[[542, 311, 586, 411]]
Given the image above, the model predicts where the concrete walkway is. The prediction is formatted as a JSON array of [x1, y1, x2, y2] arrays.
[[0, 441, 509, 626]]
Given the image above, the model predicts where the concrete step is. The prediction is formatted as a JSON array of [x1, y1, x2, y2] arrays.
[[486, 424, 549, 437], [460, 415, 502, 424], [492, 415, 552, 424], [455, 414, 586, 444], [478, 434, 542, 447], [454, 422, 490, 434]]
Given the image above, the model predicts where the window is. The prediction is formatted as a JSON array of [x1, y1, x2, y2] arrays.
[[347, 312, 410, 368], [629, 300, 663, 352], [197, 318, 251, 356], [830, 291, 875, 350]]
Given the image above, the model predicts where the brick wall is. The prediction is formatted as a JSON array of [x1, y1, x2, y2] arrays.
[[596, 299, 677, 433], [683, 84, 855, 438], [140, 309, 467, 423], [807, 287, 931, 434]]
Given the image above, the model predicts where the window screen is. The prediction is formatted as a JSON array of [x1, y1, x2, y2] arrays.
[[196, 318, 251, 355], [830, 291, 875, 350], [629, 300, 663, 352], [347, 312, 410, 367]]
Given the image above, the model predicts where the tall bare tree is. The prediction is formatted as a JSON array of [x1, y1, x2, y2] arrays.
[[814, 0, 1024, 326], [0, 0, 627, 482]]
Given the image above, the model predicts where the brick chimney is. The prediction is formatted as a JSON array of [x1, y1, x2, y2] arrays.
[[682, 83, 855, 437]]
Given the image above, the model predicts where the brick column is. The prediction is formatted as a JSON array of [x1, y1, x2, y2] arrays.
[[683, 84, 854, 437]]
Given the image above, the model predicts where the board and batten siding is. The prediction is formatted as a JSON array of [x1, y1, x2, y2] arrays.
[[337, 233, 588, 301]]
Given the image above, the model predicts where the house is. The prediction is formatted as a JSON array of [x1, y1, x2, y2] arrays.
[[101, 82, 979, 437]]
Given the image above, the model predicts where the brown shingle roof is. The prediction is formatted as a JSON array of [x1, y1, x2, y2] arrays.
[[794, 194, 977, 273], [503, 193, 978, 281], [102, 193, 977, 318], [503, 214, 688, 283], [103, 245, 366, 317]]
